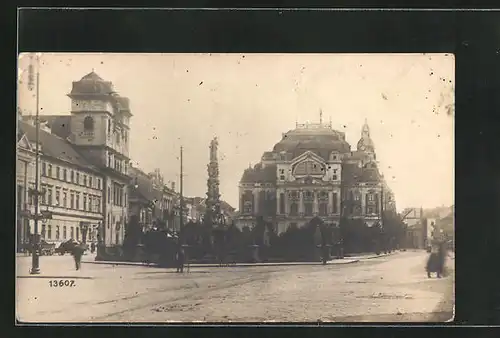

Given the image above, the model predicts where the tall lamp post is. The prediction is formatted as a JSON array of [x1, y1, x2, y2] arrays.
[[26, 53, 46, 274]]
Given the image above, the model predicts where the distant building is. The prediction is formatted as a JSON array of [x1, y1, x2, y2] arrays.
[[402, 206, 454, 249], [183, 197, 236, 225], [162, 182, 178, 231], [403, 207, 426, 249], [235, 118, 396, 234], [129, 167, 179, 232]]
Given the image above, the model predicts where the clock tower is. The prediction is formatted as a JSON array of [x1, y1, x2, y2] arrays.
[[67, 71, 133, 251]]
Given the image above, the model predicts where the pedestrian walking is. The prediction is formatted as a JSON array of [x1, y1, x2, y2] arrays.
[[426, 240, 445, 278], [90, 242, 96, 254], [71, 243, 85, 271], [176, 247, 185, 273]]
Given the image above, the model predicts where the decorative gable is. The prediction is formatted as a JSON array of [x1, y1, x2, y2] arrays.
[[17, 133, 33, 152], [291, 151, 326, 178]]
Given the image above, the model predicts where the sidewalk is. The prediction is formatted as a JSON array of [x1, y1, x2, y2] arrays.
[[82, 258, 361, 268], [346, 251, 398, 260], [17, 258, 96, 279], [79, 251, 400, 268]]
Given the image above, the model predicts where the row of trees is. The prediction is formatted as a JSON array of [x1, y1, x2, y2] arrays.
[[122, 210, 408, 263]]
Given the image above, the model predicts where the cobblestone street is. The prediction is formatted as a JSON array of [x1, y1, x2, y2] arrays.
[[16, 250, 454, 323]]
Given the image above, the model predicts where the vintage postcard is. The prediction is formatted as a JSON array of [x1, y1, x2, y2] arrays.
[[16, 53, 454, 323]]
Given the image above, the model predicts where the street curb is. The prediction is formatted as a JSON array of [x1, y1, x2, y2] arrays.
[[82, 259, 361, 268], [17, 275, 94, 279]]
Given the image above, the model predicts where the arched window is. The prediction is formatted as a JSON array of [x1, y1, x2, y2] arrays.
[[55, 226, 60, 240], [83, 116, 94, 131], [290, 202, 298, 216], [63, 226, 67, 239], [47, 225, 52, 239]]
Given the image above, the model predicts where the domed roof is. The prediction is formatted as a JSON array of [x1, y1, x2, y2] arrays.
[[69, 71, 115, 97], [80, 71, 104, 81], [357, 136, 375, 152], [272, 125, 351, 160]]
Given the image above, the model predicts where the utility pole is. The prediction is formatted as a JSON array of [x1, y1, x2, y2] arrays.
[[179, 146, 184, 245], [30, 54, 41, 275], [380, 182, 386, 253]]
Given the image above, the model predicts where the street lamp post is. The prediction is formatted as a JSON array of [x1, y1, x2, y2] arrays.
[[28, 53, 42, 275]]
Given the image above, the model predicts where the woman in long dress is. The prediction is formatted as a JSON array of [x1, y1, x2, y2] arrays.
[[426, 240, 446, 278]]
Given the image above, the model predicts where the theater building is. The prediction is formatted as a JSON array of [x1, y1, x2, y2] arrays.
[[235, 118, 395, 235]]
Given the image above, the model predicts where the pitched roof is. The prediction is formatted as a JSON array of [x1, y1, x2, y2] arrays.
[[240, 163, 277, 183], [342, 163, 363, 184], [129, 167, 157, 202], [359, 167, 382, 182], [341, 162, 381, 184], [220, 200, 236, 213], [18, 120, 99, 171]]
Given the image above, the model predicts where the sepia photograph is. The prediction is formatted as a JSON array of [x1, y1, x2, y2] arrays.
[[16, 53, 454, 323]]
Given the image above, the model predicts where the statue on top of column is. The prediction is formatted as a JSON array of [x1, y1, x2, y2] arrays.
[[210, 137, 219, 162]]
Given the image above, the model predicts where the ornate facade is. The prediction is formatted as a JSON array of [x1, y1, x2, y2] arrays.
[[236, 119, 396, 235]]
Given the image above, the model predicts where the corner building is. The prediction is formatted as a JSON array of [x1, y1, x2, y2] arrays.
[[67, 72, 132, 249], [20, 72, 133, 251], [235, 120, 396, 235]]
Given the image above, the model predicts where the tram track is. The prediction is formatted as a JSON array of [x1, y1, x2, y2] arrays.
[[89, 270, 276, 321]]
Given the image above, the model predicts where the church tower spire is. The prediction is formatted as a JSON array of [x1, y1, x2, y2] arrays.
[[362, 118, 370, 138], [357, 118, 375, 154]]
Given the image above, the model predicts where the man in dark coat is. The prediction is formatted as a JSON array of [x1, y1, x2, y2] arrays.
[[71, 243, 85, 271], [176, 248, 185, 273]]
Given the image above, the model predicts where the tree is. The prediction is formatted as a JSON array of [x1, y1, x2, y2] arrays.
[[340, 217, 370, 253], [123, 215, 143, 259], [382, 210, 406, 250]]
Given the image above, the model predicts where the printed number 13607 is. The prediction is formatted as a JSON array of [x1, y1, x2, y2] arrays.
[[49, 280, 76, 287]]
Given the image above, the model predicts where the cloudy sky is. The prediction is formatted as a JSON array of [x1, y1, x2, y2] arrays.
[[18, 53, 454, 211]]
